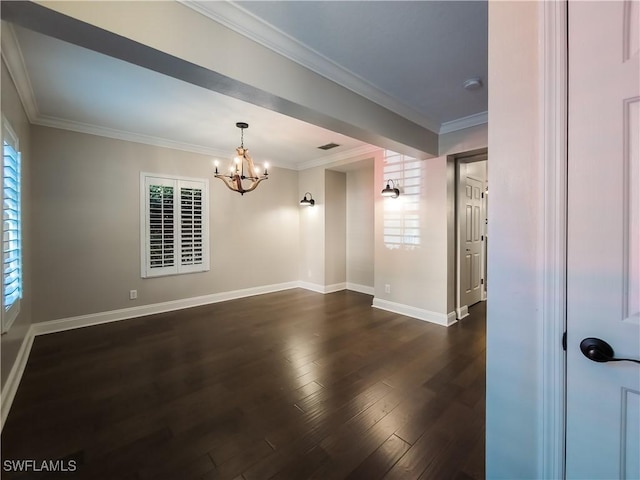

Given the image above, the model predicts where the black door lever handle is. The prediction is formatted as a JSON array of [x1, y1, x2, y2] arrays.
[[580, 337, 640, 364]]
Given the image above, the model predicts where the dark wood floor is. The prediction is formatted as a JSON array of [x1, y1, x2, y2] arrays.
[[1, 289, 485, 480]]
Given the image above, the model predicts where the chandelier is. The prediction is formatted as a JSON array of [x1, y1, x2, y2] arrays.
[[214, 122, 268, 195]]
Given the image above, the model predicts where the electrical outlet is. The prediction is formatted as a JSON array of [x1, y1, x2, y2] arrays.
[[384, 284, 391, 294], [129, 290, 138, 300]]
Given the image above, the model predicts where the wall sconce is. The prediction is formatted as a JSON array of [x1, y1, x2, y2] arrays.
[[299, 192, 315, 206], [381, 180, 400, 198]]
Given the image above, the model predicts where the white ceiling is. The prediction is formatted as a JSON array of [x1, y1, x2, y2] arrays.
[[3, 1, 487, 170]]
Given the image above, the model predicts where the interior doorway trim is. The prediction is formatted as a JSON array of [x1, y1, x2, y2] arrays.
[[538, 1, 568, 478], [454, 148, 488, 320]]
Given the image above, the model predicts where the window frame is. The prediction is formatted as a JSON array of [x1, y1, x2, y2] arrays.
[[1, 116, 22, 333], [140, 172, 210, 278]]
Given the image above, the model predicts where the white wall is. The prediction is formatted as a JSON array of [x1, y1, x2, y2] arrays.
[[30, 126, 300, 323], [486, 1, 542, 477]]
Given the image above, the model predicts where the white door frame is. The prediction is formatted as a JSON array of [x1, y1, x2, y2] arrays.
[[538, 0, 568, 478], [454, 150, 488, 320]]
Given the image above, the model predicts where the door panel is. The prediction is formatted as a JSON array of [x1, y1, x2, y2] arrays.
[[466, 205, 472, 242], [566, 1, 640, 478], [472, 253, 480, 290], [457, 161, 487, 318], [462, 177, 483, 306], [464, 254, 471, 293], [625, 98, 639, 323]]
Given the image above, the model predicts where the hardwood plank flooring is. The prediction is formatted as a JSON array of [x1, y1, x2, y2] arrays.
[[1, 289, 485, 479]]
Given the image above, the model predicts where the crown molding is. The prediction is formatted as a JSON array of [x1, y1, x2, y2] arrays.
[[1, 21, 370, 172], [439, 111, 488, 134], [33, 114, 380, 170], [182, 0, 441, 133], [1, 22, 39, 122], [32, 115, 380, 170], [33, 115, 377, 171], [35, 114, 234, 158]]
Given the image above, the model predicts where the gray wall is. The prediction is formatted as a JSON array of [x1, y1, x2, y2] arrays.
[[346, 163, 374, 289], [374, 127, 487, 320], [1, 60, 32, 390], [374, 153, 447, 313], [298, 166, 325, 288], [324, 170, 346, 287], [30, 126, 300, 322]]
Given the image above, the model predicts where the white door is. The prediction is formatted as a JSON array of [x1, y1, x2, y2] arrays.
[[459, 172, 483, 314], [566, 1, 640, 478]]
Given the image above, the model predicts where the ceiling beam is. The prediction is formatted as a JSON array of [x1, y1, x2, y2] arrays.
[[2, 0, 438, 158]]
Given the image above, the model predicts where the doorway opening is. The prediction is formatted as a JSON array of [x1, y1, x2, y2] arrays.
[[453, 148, 488, 320]]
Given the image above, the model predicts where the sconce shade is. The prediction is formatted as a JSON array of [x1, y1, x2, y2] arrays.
[[300, 192, 315, 206], [381, 180, 400, 198]]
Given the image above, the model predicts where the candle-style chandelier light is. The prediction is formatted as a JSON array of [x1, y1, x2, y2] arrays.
[[213, 122, 268, 195]]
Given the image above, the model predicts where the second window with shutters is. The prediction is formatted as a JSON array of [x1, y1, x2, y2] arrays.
[[140, 173, 209, 278]]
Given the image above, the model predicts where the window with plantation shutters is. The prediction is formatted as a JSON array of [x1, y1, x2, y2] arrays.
[[141, 173, 209, 278], [383, 150, 422, 250], [2, 119, 21, 333]]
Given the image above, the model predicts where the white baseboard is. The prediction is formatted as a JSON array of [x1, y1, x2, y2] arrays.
[[298, 281, 371, 295], [34, 280, 362, 338], [325, 282, 347, 294], [372, 298, 457, 327], [0, 281, 437, 432], [298, 281, 326, 293], [456, 305, 469, 320], [298, 281, 346, 294], [346, 283, 374, 295], [1, 326, 35, 431], [2, 281, 299, 431], [34, 282, 300, 336]]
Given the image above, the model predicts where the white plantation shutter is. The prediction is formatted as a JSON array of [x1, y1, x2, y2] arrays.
[[147, 179, 176, 272], [179, 184, 203, 268], [2, 119, 21, 333], [141, 174, 209, 277]]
